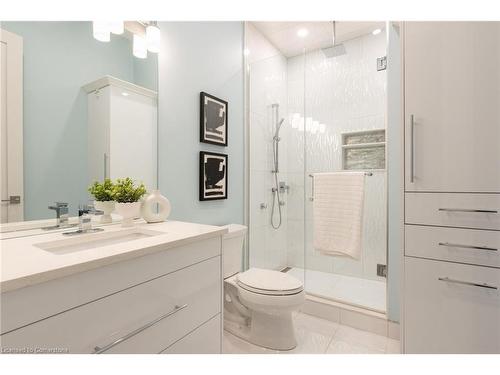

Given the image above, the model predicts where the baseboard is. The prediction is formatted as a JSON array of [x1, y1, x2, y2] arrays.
[[300, 294, 400, 340]]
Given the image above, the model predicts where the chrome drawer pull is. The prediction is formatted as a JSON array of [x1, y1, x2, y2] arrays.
[[438, 277, 497, 290], [438, 242, 498, 252], [438, 208, 498, 214], [93, 304, 188, 354]]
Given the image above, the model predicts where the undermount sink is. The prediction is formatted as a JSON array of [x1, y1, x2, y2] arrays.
[[34, 228, 166, 255]]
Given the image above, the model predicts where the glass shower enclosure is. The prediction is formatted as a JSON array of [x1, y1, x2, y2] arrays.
[[245, 22, 388, 314]]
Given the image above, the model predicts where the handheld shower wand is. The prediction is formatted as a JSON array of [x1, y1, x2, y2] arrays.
[[271, 104, 286, 229]]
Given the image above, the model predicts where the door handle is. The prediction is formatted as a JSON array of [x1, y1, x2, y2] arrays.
[[308, 174, 314, 202], [1, 196, 21, 204], [409, 114, 415, 183]]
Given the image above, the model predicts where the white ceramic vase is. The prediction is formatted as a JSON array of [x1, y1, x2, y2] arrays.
[[94, 200, 115, 224], [115, 202, 141, 227], [140, 190, 171, 223]]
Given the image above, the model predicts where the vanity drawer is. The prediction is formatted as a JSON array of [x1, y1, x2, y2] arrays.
[[0, 256, 221, 354], [160, 314, 221, 354], [405, 225, 500, 268], [1, 235, 221, 334], [404, 257, 500, 353], [405, 193, 500, 230]]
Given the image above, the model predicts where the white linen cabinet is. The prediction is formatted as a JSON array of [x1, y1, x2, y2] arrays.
[[403, 22, 500, 353], [404, 22, 500, 193], [83, 76, 157, 191]]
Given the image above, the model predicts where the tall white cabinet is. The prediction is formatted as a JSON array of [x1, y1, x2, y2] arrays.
[[84, 76, 157, 191], [403, 22, 500, 353]]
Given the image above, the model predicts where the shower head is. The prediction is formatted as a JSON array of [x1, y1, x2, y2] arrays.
[[274, 118, 285, 140], [322, 44, 347, 58], [322, 20, 347, 58]]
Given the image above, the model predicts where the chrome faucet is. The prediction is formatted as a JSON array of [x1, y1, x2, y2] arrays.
[[62, 204, 104, 236], [43, 202, 76, 230]]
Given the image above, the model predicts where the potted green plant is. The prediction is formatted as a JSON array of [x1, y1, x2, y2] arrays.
[[112, 178, 147, 227], [88, 178, 115, 223]]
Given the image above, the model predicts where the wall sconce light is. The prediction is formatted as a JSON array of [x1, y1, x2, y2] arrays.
[[133, 34, 148, 59], [109, 21, 124, 35], [93, 21, 110, 42], [146, 22, 160, 53]]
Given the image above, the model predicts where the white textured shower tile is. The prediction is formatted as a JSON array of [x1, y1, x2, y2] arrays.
[[249, 225, 267, 269]]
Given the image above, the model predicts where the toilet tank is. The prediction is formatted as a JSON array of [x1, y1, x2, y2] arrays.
[[221, 224, 247, 279]]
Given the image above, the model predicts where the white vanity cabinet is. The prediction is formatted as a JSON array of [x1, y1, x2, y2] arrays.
[[403, 22, 500, 354], [0, 224, 224, 354]]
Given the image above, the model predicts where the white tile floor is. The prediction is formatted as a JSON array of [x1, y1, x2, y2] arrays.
[[223, 312, 400, 354], [288, 268, 386, 313]]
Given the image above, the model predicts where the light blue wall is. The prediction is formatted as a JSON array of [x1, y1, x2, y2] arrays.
[[387, 22, 402, 323], [158, 22, 244, 225], [2, 21, 157, 220]]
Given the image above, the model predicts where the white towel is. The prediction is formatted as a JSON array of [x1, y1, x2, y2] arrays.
[[313, 172, 365, 260]]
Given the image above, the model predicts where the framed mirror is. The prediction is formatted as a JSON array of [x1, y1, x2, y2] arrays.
[[0, 21, 158, 232]]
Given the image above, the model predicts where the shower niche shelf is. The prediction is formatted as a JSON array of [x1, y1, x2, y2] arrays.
[[341, 129, 386, 171]]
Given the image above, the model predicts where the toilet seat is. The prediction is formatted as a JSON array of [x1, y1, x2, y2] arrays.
[[236, 268, 303, 296]]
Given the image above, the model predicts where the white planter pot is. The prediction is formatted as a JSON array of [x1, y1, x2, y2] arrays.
[[114, 202, 141, 227], [141, 190, 171, 223], [94, 200, 115, 224]]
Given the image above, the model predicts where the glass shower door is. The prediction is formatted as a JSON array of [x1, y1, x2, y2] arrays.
[[302, 30, 388, 313]]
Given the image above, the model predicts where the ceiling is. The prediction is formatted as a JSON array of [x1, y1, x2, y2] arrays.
[[251, 21, 385, 58]]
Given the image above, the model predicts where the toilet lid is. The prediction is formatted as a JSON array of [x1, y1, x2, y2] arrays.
[[236, 268, 303, 296]]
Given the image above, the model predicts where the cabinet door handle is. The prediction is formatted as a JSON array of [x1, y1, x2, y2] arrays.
[[103, 153, 108, 179], [438, 277, 497, 290], [409, 114, 415, 183], [308, 174, 314, 202], [438, 208, 498, 214], [93, 304, 188, 354], [438, 242, 497, 252]]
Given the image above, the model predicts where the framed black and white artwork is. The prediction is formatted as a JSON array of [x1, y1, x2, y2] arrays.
[[200, 92, 228, 146], [199, 151, 228, 201]]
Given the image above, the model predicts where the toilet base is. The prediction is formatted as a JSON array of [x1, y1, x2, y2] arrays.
[[224, 310, 297, 351]]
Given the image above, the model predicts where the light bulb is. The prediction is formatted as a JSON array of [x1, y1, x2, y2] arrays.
[[109, 21, 124, 35], [93, 21, 110, 42], [146, 24, 160, 53], [133, 34, 148, 59]]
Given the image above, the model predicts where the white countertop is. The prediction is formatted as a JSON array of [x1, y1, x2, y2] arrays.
[[0, 220, 227, 293]]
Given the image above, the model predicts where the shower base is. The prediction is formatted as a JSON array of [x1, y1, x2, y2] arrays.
[[288, 268, 386, 313]]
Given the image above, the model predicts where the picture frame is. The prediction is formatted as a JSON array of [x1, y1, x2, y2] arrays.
[[200, 91, 228, 146], [199, 151, 228, 201]]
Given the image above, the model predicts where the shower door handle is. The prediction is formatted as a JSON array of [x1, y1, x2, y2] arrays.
[[309, 174, 314, 201]]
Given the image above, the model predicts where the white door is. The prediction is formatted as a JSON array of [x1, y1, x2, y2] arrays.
[[0, 29, 23, 223], [404, 22, 500, 193]]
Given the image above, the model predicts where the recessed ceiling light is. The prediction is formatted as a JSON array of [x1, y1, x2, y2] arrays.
[[297, 28, 309, 38], [372, 28, 382, 35]]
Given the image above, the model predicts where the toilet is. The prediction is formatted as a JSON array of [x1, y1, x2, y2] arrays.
[[222, 224, 305, 351]]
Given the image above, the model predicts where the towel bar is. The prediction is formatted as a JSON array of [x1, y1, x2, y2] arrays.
[[308, 171, 372, 201]]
